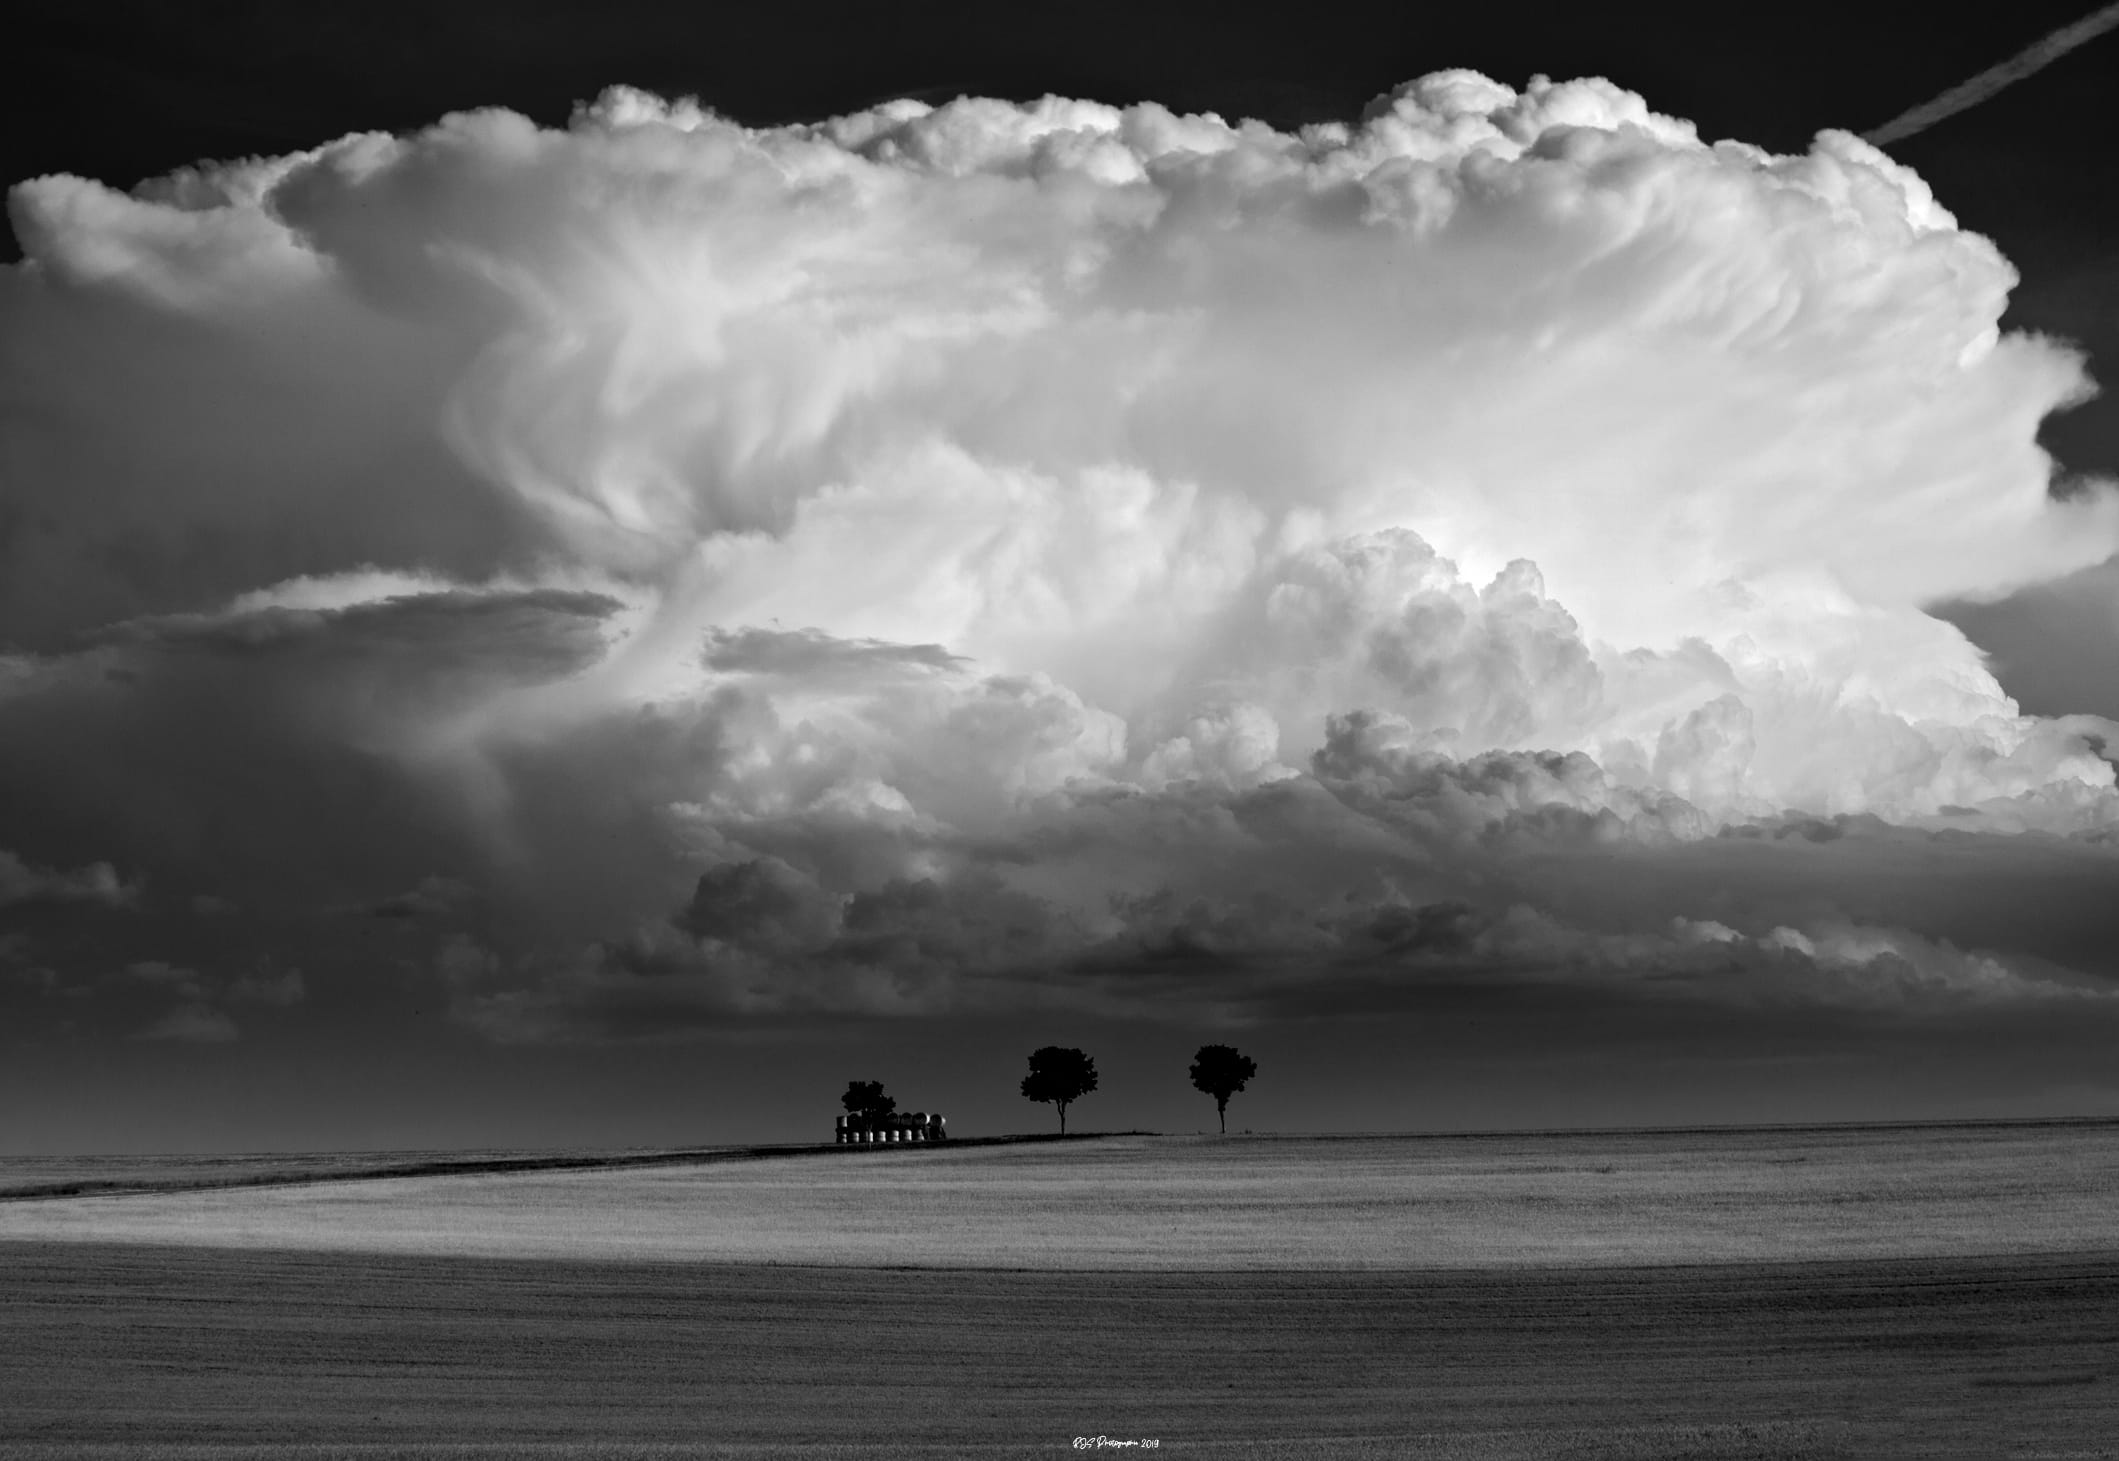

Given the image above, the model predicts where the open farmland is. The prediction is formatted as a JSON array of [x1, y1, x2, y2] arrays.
[[0, 1145, 747, 1200], [5, 1123, 2119, 1267], [5, 1123, 2119, 1457]]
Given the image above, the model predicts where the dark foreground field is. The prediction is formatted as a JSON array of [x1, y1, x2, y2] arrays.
[[4, 1241, 2118, 1460]]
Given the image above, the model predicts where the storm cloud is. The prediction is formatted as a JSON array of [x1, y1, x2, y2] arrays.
[[5, 72, 2118, 1047]]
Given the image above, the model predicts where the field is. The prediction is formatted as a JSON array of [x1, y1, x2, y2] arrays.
[[5, 1124, 2118, 1458]]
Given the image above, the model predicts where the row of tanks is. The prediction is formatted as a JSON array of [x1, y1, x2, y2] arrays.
[[836, 1112, 947, 1143]]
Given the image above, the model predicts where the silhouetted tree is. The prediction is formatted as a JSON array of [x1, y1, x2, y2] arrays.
[[841, 1079, 897, 1121], [1189, 1044, 1257, 1134], [1020, 1046, 1097, 1134]]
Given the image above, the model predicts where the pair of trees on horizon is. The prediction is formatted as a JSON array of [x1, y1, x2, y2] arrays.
[[1017, 1043, 1258, 1135]]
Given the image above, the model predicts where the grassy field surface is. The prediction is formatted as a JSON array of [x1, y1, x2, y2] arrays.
[[4, 1124, 2117, 1268], [7, 1125, 2119, 1458], [0, 1145, 727, 1198], [3, 1242, 2116, 1458], [0, 1135, 1088, 1201]]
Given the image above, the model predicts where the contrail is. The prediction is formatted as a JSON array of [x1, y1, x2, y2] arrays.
[[1864, 3, 2119, 145]]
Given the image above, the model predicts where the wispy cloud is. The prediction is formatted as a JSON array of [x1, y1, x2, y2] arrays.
[[1865, 4, 2119, 145]]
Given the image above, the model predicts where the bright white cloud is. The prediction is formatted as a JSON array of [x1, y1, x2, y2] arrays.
[[6, 73, 2119, 1037]]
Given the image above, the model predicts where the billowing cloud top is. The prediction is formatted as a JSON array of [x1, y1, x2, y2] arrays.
[[5, 72, 2117, 1045]]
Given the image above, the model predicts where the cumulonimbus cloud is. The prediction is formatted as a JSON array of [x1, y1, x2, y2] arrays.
[[4, 72, 2118, 1039]]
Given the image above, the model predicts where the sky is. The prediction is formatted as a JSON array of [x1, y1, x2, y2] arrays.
[[6, 1, 2119, 1153]]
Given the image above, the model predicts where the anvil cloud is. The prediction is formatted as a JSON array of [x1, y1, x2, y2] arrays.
[[5, 72, 2118, 1049]]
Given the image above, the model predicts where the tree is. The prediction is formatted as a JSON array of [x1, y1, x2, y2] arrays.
[[1189, 1044, 1257, 1134], [841, 1080, 896, 1121], [1020, 1046, 1097, 1134]]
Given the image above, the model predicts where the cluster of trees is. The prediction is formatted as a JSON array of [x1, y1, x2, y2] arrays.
[[843, 1043, 1258, 1138], [839, 1079, 895, 1123]]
